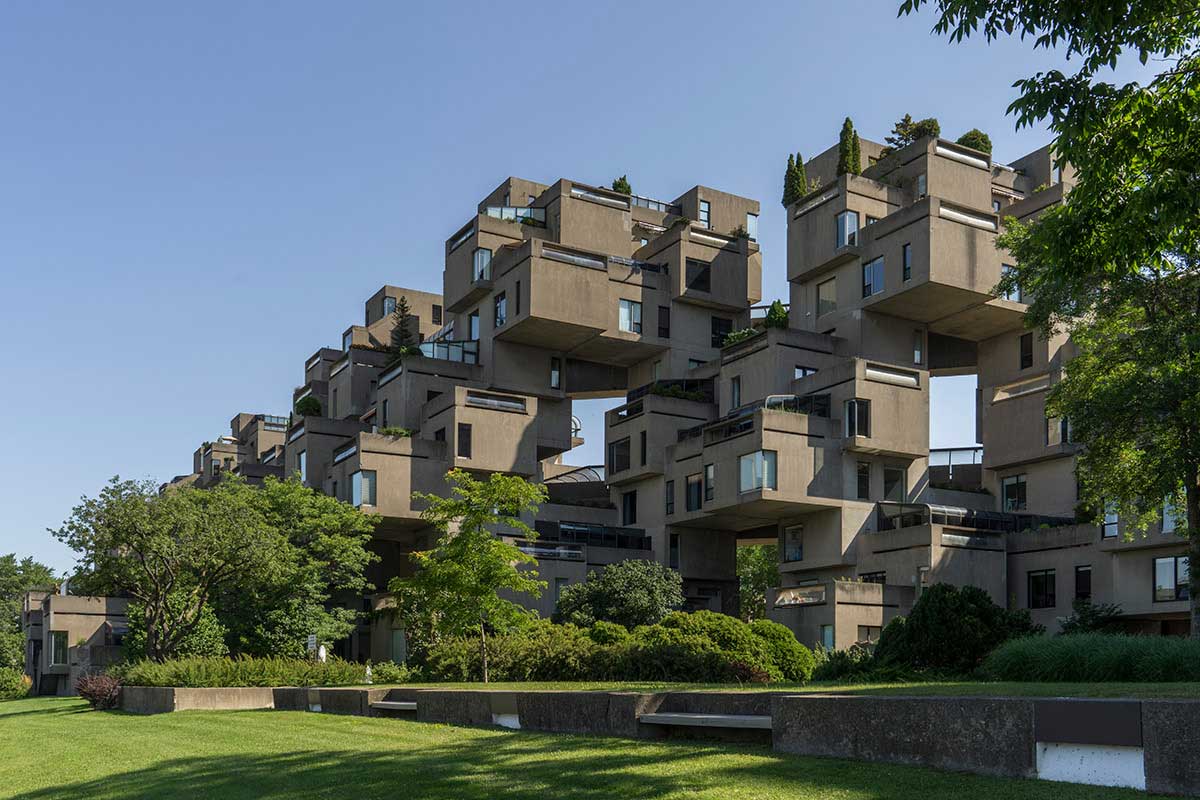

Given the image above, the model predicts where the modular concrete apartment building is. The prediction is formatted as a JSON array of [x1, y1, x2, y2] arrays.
[[168, 131, 1190, 661]]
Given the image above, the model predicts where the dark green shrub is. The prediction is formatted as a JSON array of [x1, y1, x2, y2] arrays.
[[294, 396, 321, 417], [837, 117, 860, 176], [748, 618, 815, 682], [424, 622, 598, 682], [554, 560, 683, 629], [369, 661, 411, 684], [0, 667, 30, 700], [722, 328, 760, 347], [377, 427, 413, 437], [646, 611, 782, 682], [955, 129, 993, 154], [873, 583, 1043, 675], [611, 175, 631, 195], [124, 597, 229, 662], [1058, 599, 1125, 635], [811, 643, 875, 681], [114, 656, 368, 687], [981, 634, 1200, 682], [76, 673, 122, 709], [587, 621, 629, 645], [764, 300, 789, 329]]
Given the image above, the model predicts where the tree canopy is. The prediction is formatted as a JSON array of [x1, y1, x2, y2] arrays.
[[836, 117, 861, 175], [553, 559, 683, 629], [736, 544, 778, 621], [0, 554, 55, 669], [611, 175, 632, 195]]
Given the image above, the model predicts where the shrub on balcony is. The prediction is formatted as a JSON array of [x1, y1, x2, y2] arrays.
[[955, 128, 993, 154], [377, 427, 413, 437], [294, 396, 322, 417], [764, 299, 789, 329], [837, 117, 861, 176], [650, 384, 706, 402], [722, 328, 760, 347], [611, 175, 632, 195]]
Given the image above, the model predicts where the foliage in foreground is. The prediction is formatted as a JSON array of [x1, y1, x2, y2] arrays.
[[0, 667, 31, 700], [1, 553, 55, 669], [76, 673, 122, 709], [736, 544, 777, 621], [114, 656, 370, 688], [553, 559, 683, 629], [981, 633, 1200, 683], [422, 612, 815, 684]]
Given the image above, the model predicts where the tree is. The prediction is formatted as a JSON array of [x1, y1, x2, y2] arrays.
[[611, 175, 632, 195], [781, 153, 809, 207], [124, 593, 229, 660], [212, 476, 378, 657], [836, 117, 860, 176], [57, 477, 292, 661], [736, 544, 778, 621], [389, 469, 547, 682], [1059, 598, 1125, 635], [884, 114, 941, 152], [0, 554, 55, 669], [902, 0, 1200, 634], [294, 395, 321, 417], [388, 295, 417, 365], [764, 299, 789, 329], [955, 128, 993, 154], [553, 559, 683, 629]]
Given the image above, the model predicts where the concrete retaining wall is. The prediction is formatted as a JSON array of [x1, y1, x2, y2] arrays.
[[122, 686, 276, 714]]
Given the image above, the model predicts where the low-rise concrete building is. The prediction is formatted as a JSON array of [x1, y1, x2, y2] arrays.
[[22, 591, 129, 695]]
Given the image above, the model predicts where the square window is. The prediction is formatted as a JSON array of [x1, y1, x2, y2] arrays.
[[686, 259, 711, 292], [1002, 475, 1027, 511], [711, 317, 733, 348], [817, 278, 837, 317], [351, 470, 376, 506], [1028, 569, 1056, 609], [738, 451, 777, 493], [619, 299, 642, 334]]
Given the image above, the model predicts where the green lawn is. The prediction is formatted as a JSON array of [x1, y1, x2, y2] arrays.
[[0, 696, 1172, 800]]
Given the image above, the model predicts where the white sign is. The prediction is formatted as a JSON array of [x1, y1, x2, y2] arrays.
[[306, 634, 317, 653]]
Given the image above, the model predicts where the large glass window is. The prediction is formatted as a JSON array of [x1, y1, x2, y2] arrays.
[[1155, 556, 1190, 602], [699, 200, 710, 228], [473, 247, 492, 281], [1028, 569, 1056, 609], [738, 450, 777, 493], [783, 524, 803, 562], [49, 630, 68, 666], [493, 292, 507, 327], [1001, 264, 1024, 302], [704, 464, 715, 501], [1075, 565, 1092, 601], [686, 474, 703, 511], [618, 299, 642, 334], [686, 259, 711, 292], [342, 330, 353, 351], [1102, 503, 1119, 538], [383, 296, 396, 317], [457, 423, 472, 458], [883, 467, 905, 502], [845, 399, 870, 437], [820, 625, 835, 650], [817, 278, 837, 317], [1002, 474, 1027, 511], [1019, 332, 1034, 369], [746, 213, 758, 241], [351, 470, 377, 507], [431, 304, 443, 325], [664, 480, 675, 515], [468, 310, 480, 340], [607, 437, 631, 474], [835, 210, 858, 248], [862, 257, 884, 298], [621, 490, 637, 525], [711, 317, 733, 348], [856, 462, 871, 500], [902, 243, 912, 281]]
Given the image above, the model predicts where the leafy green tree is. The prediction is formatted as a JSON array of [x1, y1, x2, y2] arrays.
[[553, 559, 683, 629], [213, 476, 378, 658], [764, 299, 789, 329], [294, 395, 321, 417], [388, 295, 417, 365], [124, 593, 229, 660], [884, 114, 941, 152], [836, 117, 860, 175], [955, 128, 993, 154], [0, 554, 55, 669], [611, 175, 632, 195], [736, 544, 778, 621], [390, 469, 547, 682], [901, 0, 1200, 634]]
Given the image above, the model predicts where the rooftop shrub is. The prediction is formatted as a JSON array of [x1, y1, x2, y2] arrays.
[[955, 128, 993, 154], [611, 175, 631, 195], [722, 328, 760, 347], [294, 396, 321, 417]]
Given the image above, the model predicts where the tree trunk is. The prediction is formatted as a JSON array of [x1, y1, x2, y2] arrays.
[[1188, 479, 1200, 639], [479, 619, 489, 684]]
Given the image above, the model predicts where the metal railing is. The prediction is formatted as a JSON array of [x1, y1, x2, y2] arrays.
[[609, 254, 667, 274], [876, 501, 1075, 534], [484, 206, 546, 226], [929, 446, 983, 479], [418, 339, 479, 365], [535, 520, 652, 551], [630, 194, 682, 215], [750, 302, 790, 320], [626, 378, 714, 404], [515, 540, 585, 562]]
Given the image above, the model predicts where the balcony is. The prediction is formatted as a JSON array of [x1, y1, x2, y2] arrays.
[[483, 206, 546, 227], [875, 502, 1075, 534], [417, 338, 479, 365], [514, 539, 585, 562]]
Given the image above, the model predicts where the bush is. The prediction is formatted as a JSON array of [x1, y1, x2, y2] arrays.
[[955, 128, 993, 154], [587, 621, 629, 645], [76, 673, 122, 710], [981, 633, 1200, 682], [294, 396, 321, 417], [368, 660, 411, 684], [748, 618, 815, 682], [721, 328, 760, 347], [811, 643, 875, 681], [377, 427, 413, 437], [424, 621, 598, 682], [1058, 599, 1125, 635], [114, 656, 369, 687], [124, 597, 229, 662], [554, 560, 683, 629], [873, 583, 1043, 676], [764, 300, 789, 329], [0, 667, 31, 700], [626, 611, 782, 683], [611, 175, 631, 195]]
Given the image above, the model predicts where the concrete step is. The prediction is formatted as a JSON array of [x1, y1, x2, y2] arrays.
[[638, 712, 772, 730], [370, 701, 417, 712]]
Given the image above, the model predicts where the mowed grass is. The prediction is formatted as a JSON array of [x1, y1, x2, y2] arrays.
[[0, 696, 1173, 800]]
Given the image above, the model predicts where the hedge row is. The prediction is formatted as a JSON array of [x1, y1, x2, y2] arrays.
[[981, 633, 1200, 682], [114, 656, 370, 687]]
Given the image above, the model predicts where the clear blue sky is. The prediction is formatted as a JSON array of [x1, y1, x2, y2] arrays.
[[0, 3, 1154, 572]]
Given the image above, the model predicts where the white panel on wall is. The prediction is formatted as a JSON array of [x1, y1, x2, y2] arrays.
[[1036, 742, 1145, 790]]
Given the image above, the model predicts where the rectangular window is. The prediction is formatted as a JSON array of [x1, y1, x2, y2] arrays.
[[1164, 497, 1183, 534], [431, 304, 443, 325], [835, 210, 858, 248], [550, 357, 561, 390], [731, 376, 741, 409], [618, 299, 642, 334], [704, 463, 715, 501], [699, 200, 710, 228], [686, 474, 703, 511], [669, 533, 680, 569], [351, 470, 377, 507], [1001, 264, 1024, 303], [1154, 556, 1190, 602], [457, 423, 472, 458], [1075, 565, 1092, 601], [468, 310, 480, 341], [865, 215, 879, 226], [711, 317, 733, 348], [738, 450, 777, 493], [49, 631, 68, 666], [902, 243, 912, 281], [297, 449, 307, 482], [383, 296, 397, 317], [621, 490, 637, 525], [845, 399, 870, 438], [883, 467, 905, 502], [817, 278, 837, 316], [1019, 332, 1034, 369], [640, 430, 647, 466], [820, 625, 835, 650], [795, 365, 817, 379], [686, 259, 712, 292], [913, 330, 923, 364], [688, 358, 705, 370], [1051, 165, 1063, 185], [860, 571, 886, 584], [862, 257, 884, 297], [1028, 569, 1056, 609], [993, 198, 1003, 213], [434, 427, 446, 442], [1102, 503, 1119, 538], [856, 462, 871, 500], [746, 212, 758, 241], [381, 399, 389, 428], [658, 305, 671, 338], [1002, 474, 1027, 511], [493, 292, 507, 327], [783, 524, 803, 562], [665, 480, 675, 515], [342, 330, 353, 351], [916, 173, 927, 199], [607, 437, 631, 474], [473, 247, 492, 281]]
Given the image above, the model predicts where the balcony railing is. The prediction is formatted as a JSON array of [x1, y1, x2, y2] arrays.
[[515, 540, 585, 562], [418, 339, 479, 365], [535, 520, 652, 551], [609, 254, 667, 274], [676, 394, 831, 444], [261, 414, 289, 430], [626, 378, 714, 404], [484, 206, 546, 226], [876, 502, 1075, 534], [629, 194, 682, 215]]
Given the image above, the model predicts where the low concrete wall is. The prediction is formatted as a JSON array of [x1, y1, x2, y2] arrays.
[[122, 686, 276, 714], [1144, 700, 1200, 796]]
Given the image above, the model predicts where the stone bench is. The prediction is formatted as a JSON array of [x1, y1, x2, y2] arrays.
[[370, 700, 417, 712], [638, 712, 772, 730]]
